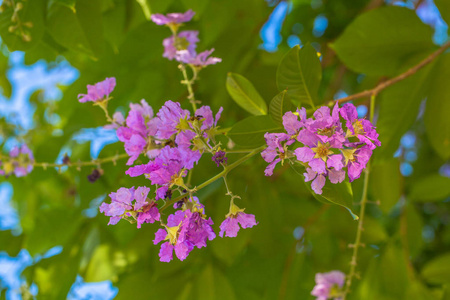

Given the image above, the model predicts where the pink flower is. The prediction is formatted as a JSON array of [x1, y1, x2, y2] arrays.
[[311, 270, 345, 300], [151, 10, 195, 25], [78, 77, 116, 103], [219, 201, 257, 238]]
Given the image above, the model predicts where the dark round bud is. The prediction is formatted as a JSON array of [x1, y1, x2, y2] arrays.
[[87, 169, 101, 183]]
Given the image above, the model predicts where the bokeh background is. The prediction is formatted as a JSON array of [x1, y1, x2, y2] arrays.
[[0, 0, 449, 299]]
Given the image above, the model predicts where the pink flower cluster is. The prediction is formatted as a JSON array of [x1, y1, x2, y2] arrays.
[[78, 76, 258, 262], [151, 10, 221, 67], [262, 103, 380, 194]]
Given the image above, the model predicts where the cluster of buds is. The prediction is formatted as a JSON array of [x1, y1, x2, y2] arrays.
[[1, 0, 33, 42], [0, 144, 34, 177]]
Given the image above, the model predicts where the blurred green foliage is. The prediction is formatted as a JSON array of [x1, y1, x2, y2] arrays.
[[0, 0, 450, 299]]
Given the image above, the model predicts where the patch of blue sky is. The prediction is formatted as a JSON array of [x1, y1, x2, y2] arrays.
[[0, 250, 34, 300], [0, 51, 78, 130], [356, 105, 368, 118], [400, 162, 413, 176], [0, 246, 64, 299], [287, 35, 301, 47], [72, 127, 118, 159], [260, 1, 291, 52], [333, 90, 348, 100], [401, 132, 416, 149], [67, 275, 118, 300], [0, 182, 18, 232], [82, 194, 106, 218], [313, 14, 328, 37], [416, 0, 448, 45]]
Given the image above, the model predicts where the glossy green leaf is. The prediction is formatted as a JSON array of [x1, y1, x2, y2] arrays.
[[405, 203, 424, 258], [370, 159, 402, 213], [47, 0, 104, 57], [375, 63, 434, 160], [409, 174, 450, 202], [289, 160, 357, 219], [268, 90, 292, 126], [226, 73, 267, 116], [424, 54, 450, 160], [227, 115, 281, 147], [276, 44, 322, 107], [435, 0, 450, 25], [330, 6, 434, 76], [421, 252, 450, 284]]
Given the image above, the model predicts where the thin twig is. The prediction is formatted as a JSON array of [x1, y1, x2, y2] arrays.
[[33, 153, 128, 169]]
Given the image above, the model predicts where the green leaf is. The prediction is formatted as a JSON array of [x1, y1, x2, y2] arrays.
[[409, 174, 450, 202], [276, 44, 322, 107], [47, 0, 104, 57], [227, 115, 281, 147], [226, 73, 267, 116], [424, 54, 450, 160], [330, 6, 434, 76], [435, 0, 450, 25], [0, 0, 46, 51], [375, 62, 434, 160], [196, 264, 236, 300], [268, 90, 292, 126], [84, 244, 119, 282], [370, 159, 402, 213], [421, 252, 450, 284], [289, 160, 357, 219]]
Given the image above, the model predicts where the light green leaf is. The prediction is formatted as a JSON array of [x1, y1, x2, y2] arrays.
[[136, 0, 151, 20], [226, 73, 267, 116], [422, 252, 450, 284], [268, 90, 292, 126], [425, 54, 450, 160], [435, 0, 450, 25], [47, 0, 104, 57], [409, 174, 450, 202], [227, 115, 281, 147], [289, 160, 357, 219], [276, 44, 322, 107], [84, 244, 119, 282], [330, 6, 434, 76]]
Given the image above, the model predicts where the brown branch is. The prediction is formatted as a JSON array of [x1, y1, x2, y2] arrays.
[[328, 41, 450, 106]]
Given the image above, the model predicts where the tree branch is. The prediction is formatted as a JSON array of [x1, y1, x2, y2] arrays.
[[328, 41, 450, 106]]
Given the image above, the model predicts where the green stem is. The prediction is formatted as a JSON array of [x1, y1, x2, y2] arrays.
[[342, 93, 376, 299], [160, 145, 266, 211], [179, 63, 198, 111], [342, 168, 370, 299], [33, 153, 129, 169]]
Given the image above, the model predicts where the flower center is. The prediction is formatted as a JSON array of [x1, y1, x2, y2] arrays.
[[353, 120, 365, 135], [311, 141, 333, 162]]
